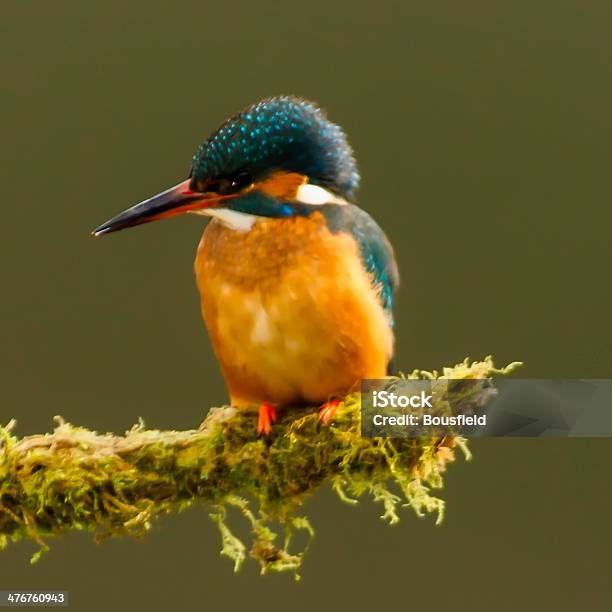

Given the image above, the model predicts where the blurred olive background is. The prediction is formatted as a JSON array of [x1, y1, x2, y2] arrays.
[[1, 1, 611, 610]]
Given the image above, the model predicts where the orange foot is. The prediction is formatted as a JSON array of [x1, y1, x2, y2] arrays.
[[257, 402, 277, 435], [319, 399, 342, 425]]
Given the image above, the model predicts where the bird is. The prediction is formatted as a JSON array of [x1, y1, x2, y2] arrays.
[[93, 96, 399, 434]]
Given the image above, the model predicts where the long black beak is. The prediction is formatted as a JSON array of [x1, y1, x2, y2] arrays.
[[92, 179, 222, 236]]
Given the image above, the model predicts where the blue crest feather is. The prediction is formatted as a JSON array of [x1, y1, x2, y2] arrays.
[[192, 96, 360, 199]]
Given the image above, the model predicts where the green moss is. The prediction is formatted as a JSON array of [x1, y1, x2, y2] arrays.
[[0, 357, 520, 577]]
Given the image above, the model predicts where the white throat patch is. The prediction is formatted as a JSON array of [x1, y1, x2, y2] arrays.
[[191, 208, 258, 231]]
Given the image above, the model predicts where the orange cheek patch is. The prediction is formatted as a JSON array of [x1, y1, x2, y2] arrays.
[[256, 171, 307, 200]]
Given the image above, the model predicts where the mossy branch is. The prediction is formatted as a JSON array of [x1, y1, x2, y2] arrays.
[[0, 357, 520, 577]]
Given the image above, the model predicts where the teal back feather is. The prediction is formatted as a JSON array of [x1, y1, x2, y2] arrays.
[[320, 204, 399, 324]]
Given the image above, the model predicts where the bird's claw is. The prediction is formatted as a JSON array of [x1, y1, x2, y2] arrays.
[[319, 399, 342, 425], [257, 402, 277, 435]]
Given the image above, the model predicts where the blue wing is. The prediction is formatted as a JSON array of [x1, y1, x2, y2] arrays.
[[321, 204, 399, 324]]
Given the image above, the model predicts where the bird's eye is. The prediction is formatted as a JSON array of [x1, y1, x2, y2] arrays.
[[194, 172, 253, 195], [229, 171, 253, 191]]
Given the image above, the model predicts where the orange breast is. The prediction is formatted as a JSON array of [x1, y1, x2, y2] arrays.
[[194, 212, 393, 408]]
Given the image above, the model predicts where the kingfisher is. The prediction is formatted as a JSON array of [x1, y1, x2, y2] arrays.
[[93, 96, 399, 434]]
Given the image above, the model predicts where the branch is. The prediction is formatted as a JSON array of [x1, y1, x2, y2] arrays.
[[0, 357, 520, 577]]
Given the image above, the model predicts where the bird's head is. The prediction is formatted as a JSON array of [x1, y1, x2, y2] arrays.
[[93, 96, 359, 235]]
